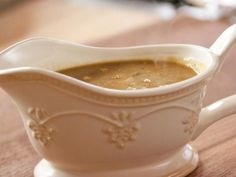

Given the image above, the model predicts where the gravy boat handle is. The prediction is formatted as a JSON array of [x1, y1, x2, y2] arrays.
[[192, 24, 236, 140], [210, 24, 236, 60], [192, 95, 236, 140]]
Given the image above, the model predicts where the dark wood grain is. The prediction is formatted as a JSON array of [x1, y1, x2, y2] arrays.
[[1, 15, 236, 177]]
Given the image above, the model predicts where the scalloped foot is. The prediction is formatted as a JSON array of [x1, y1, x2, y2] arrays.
[[34, 144, 198, 177]]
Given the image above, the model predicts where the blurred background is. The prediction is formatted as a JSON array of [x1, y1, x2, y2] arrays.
[[0, 0, 236, 50]]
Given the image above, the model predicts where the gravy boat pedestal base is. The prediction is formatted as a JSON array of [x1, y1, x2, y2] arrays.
[[34, 144, 198, 177]]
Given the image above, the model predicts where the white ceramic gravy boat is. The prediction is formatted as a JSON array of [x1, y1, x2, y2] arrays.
[[1, 25, 236, 177]]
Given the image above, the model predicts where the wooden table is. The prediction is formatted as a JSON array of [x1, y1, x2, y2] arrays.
[[1, 1, 236, 177], [0, 0, 158, 50]]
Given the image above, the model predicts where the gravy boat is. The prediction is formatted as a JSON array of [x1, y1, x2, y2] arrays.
[[1, 25, 236, 177]]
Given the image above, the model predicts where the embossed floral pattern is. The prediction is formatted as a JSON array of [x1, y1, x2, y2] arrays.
[[27, 107, 54, 146], [182, 113, 198, 135], [103, 111, 141, 149], [26, 105, 198, 148]]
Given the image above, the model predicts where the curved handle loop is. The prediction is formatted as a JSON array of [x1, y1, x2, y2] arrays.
[[192, 95, 236, 140], [192, 25, 236, 140]]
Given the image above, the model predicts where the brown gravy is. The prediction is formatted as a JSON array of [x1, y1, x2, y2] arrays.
[[58, 60, 197, 90]]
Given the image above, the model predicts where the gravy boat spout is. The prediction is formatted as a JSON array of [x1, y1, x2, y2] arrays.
[[1, 25, 236, 177]]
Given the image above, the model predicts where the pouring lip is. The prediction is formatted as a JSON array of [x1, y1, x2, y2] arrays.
[[0, 57, 218, 98], [0, 37, 219, 97]]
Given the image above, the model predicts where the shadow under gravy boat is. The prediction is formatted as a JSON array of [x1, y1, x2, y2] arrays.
[[1, 25, 236, 177]]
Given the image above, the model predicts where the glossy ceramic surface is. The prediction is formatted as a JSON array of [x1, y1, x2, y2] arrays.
[[0, 25, 236, 177]]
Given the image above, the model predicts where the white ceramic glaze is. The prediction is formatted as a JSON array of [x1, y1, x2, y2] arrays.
[[0, 25, 236, 177]]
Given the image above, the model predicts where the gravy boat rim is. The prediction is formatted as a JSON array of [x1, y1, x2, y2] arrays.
[[0, 37, 218, 97]]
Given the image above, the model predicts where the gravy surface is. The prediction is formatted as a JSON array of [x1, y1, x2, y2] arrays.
[[58, 60, 197, 90]]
